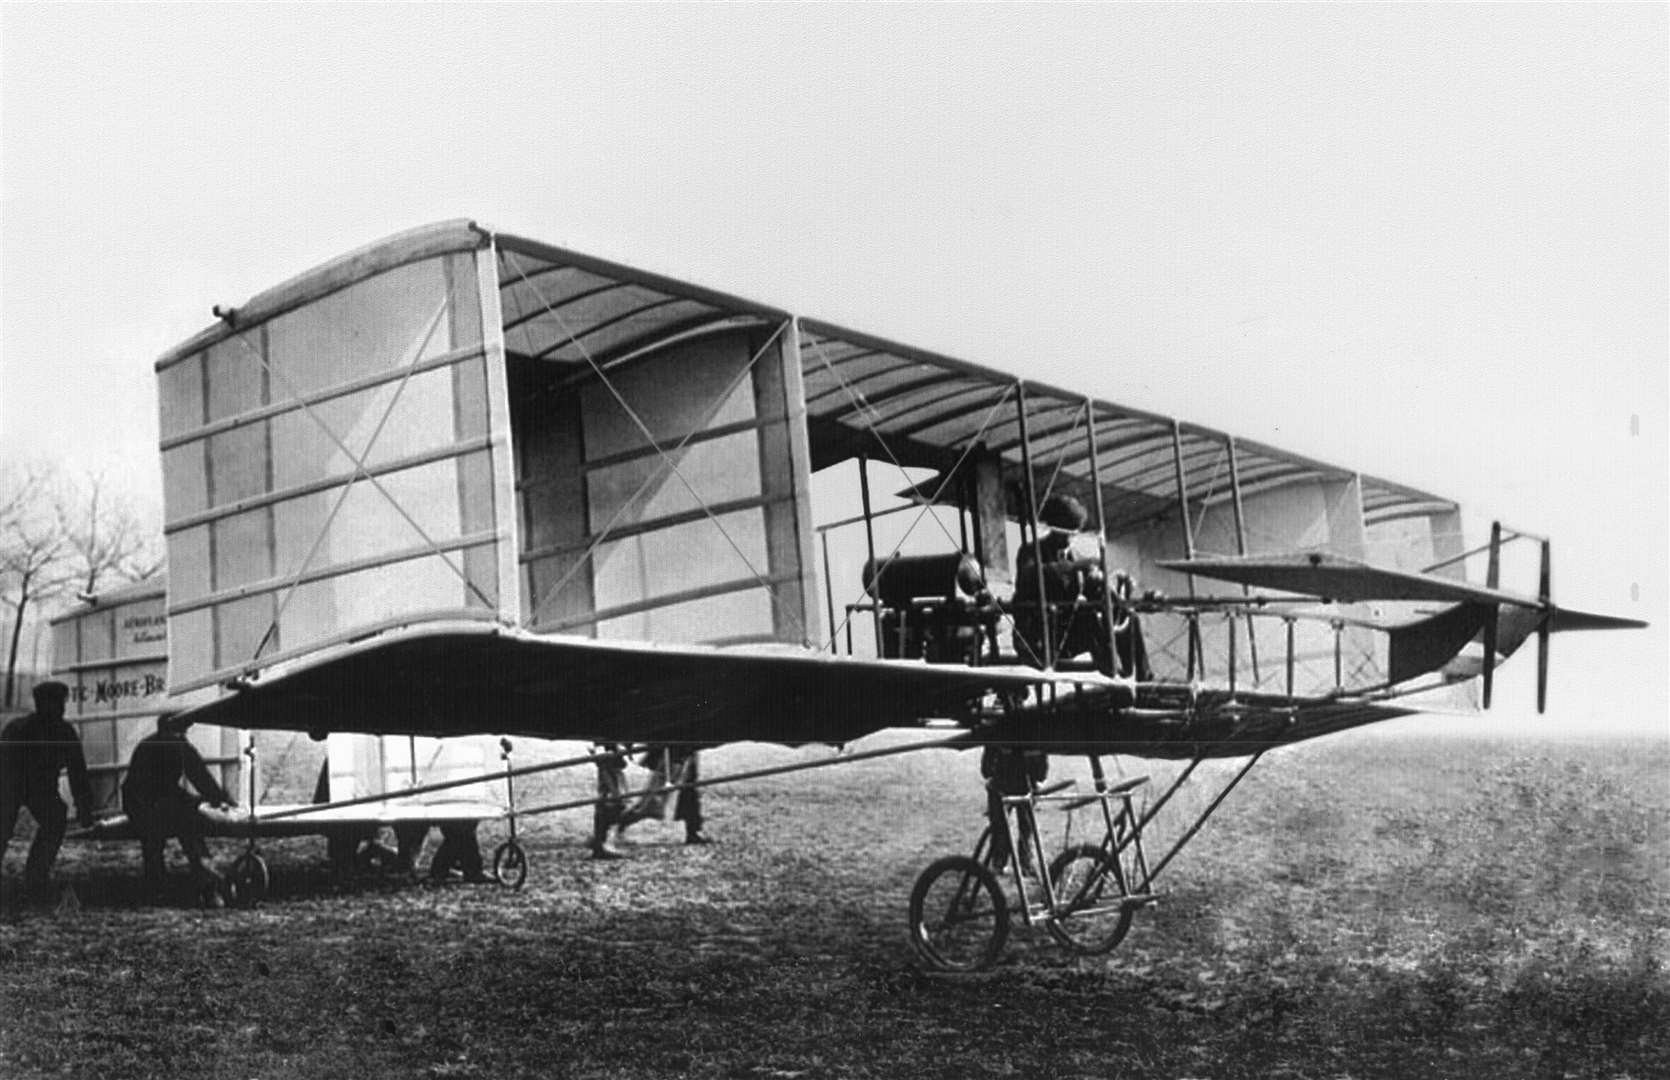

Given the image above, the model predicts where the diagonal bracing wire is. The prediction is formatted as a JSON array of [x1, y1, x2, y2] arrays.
[[1189, 444, 1229, 552], [818, 383, 1022, 658], [505, 256, 808, 643], [1034, 401, 1089, 509], [801, 337, 1056, 667], [524, 320, 791, 630], [222, 284, 497, 672]]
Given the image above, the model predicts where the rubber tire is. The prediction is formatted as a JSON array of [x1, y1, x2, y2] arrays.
[[492, 840, 528, 890], [1045, 843, 1135, 955], [228, 852, 270, 908], [908, 855, 1010, 973]]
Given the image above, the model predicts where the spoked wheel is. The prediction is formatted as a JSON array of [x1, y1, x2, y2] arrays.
[[492, 840, 528, 890], [1045, 843, 1135, 955], [908, 855, 1010, 972], [228, 851, 270, 908]]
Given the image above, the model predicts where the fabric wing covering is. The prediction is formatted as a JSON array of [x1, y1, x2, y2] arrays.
[[182, 627, 1058, 748]]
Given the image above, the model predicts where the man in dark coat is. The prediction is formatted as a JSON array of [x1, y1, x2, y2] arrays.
[[428, 822, 487, 882], [981, 744, 1048, 875], [1, 681, 94, 893], [589, 743, 629, 860], [122, 710, 234, 890], [1013, 493, 1105, 667]]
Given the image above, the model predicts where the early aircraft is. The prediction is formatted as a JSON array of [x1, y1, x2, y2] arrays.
[[129, 219, 1640, 963]]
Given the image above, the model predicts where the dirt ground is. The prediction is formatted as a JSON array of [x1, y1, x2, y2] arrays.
[[2, 729, 1666, 1079]]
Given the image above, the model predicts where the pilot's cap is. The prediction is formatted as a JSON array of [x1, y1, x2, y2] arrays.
[[1039, 493, 1089, 531], [32, 680, 69, 706], [157, 709, 193, 732]]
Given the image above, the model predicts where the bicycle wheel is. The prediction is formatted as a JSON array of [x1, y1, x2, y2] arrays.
[[1045, 843, 1134, 955], [908, 855, 1010, 972], [228, 851, 270, 908], [492, 840, 528, 890]]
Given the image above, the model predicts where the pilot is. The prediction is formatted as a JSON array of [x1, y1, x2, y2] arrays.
[[1, 680, 95, 896], [1012, 493, 1106, 666], [1012, 493, 1152, 679], [122, 710, 235, 894]]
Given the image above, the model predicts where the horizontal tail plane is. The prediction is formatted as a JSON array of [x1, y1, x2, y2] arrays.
[[1157, 552, 1644, 630], [1160, 550, 1646, 713]]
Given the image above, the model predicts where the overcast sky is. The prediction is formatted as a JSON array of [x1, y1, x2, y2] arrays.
[[2, 4, 1664, 733]]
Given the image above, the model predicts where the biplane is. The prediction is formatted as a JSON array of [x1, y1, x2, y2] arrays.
[[140, 219, 1641, 962]]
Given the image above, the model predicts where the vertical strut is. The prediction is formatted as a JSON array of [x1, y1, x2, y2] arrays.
[[1171, 421, 1202, 678], [1333, 619, 1344, 690], [1226, 437, 1261, 685], [1083, 402, 1123, 677], [1015, 382, 1053, 669], [1285, 617, 1296, 697], [1085, 753, 1124, 852], [1228, 613, 1237, 695], [858, 455, 881, 652], [1482, 520, 1501, 708], [820, 530, 838, 654]]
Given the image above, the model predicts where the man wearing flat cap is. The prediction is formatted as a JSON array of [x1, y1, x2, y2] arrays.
[[123, 710, 234, 892], [1, 680, 95, 894]]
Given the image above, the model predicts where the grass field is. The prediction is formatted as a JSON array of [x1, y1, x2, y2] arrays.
[[2, 727, 1666, 1079]]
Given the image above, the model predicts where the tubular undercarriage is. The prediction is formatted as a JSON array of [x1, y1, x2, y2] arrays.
[[907, 745, 1266, 972]]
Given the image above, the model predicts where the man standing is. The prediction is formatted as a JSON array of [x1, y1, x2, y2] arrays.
[[122, 710, 234, 893], [981, 744, 1047, 876], [622, 745, 709, 845], [589, 743, 629, 860], [1, 680, 95, 895]]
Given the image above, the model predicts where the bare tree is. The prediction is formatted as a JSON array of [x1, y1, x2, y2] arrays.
[[1, 460, 75, 708], [1, 460, 164, 708], [55, 471, 164, 596]]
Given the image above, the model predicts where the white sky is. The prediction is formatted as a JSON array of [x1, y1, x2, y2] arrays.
[[2, 4, 1664, 735]]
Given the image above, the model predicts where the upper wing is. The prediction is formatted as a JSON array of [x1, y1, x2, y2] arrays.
[[181, 622, 1103, 746]]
